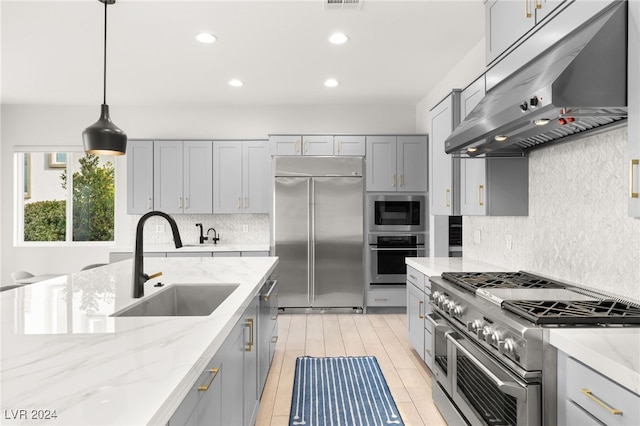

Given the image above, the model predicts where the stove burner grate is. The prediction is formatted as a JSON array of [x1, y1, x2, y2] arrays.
[[441, 271, 567, 293], [502, 299, 640, 325]]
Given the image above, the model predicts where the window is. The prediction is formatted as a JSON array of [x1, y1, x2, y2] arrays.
[[15, 152, 115, 244]]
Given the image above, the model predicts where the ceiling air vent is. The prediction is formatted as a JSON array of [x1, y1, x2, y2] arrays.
[[324, 0, 362, 10]]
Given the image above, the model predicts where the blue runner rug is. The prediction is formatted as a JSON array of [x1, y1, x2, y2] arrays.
[[289, 356, 404, 426]]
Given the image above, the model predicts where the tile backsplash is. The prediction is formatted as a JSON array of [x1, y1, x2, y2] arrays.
[[123, 213, 270, 246], [463, 126, 640, 301]]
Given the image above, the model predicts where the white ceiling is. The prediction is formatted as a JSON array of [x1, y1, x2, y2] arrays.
[[1, 0, 484, 107]]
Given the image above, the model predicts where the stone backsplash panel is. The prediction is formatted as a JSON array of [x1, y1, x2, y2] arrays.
[[463, 127, 640, 301]]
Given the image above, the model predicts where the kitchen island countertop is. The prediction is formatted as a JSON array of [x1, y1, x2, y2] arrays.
[[0, 256, 278, 425]]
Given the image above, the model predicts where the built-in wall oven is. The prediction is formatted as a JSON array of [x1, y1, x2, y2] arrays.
[[368, 234, 425, 285], [368, 194, 425, 232]]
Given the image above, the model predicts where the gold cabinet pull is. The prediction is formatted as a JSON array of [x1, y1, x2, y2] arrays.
[[244, 197, 248, 209], [304, 141, 309, 153], [631, 159, 639, 198], [147, 197, 152, 210], [418, 300, 424, 319], [399, 174, 404, 187], [244, 318, 254, 351], [178, 197, 182, 209], [534, 0, 541, 9], [425, 348, 431, 356], [479, 184, 485, 206], [525, 0, 532, 17], [198, 368, 219, 391], [271, 336, 278, 343], [185, 197, 189, 209], [445, 189, 451, 208], [237, 197, 242, 209], [580, 389, 623, 415], [392, 174, 396, 187]]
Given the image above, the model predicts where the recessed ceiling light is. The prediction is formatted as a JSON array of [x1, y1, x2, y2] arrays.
[[196, 33, 216, 44], [494, 135, 508, 142], [329, 33, 349, 45], [324, 78, 339, 88], [534, 118, 550, 126], [467, 147, 478, 153], [228, 79, 243, 87]]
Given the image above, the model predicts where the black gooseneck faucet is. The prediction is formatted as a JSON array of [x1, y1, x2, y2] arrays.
[[133, 211, 183, 298], [207, 227, 220, 244], [195, 223, 207, 244]]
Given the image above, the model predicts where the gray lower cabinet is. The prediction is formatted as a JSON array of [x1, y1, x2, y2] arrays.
[[629, 0, 640, 217], [169, 297, 264, 426], [407, 273, 425, 362], [557, 351, 640, 426], [258, 280, 278, 395]]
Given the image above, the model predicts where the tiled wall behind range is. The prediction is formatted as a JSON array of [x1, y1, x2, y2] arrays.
[[463, 127, 640, 301], [124, 214, 270, 246]]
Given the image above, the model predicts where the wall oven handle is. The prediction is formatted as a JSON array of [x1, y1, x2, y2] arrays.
[[369, 247, 426, 251], [447, 333, 527, 401]]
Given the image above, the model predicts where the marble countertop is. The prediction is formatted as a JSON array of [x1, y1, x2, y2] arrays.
[[0, 256, 278, 425], [110, 242, 270, 253], [550, 328, 640, 395], [406, 256, 509, 277]]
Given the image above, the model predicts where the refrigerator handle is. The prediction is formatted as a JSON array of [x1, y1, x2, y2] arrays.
[[310, 178, 315, 305]]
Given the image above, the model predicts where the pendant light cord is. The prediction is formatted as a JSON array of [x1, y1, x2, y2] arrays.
[[103, 0, 108, 105]]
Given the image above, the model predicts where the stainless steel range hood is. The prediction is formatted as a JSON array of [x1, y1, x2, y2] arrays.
[[445, 2, 627, 157]]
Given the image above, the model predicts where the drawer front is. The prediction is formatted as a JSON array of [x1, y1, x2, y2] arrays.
[[406, 266, 425, 288], [424, 327, 433, 371], [566, 356, 640, 426], [565, 400, 605, 426], [367, 288, 406, 307]]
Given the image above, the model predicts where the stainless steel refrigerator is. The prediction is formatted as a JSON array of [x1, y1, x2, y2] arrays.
[[273, 156, 364, 310]]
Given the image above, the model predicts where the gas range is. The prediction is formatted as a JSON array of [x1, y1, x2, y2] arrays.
[[428, 271, 640, 426]]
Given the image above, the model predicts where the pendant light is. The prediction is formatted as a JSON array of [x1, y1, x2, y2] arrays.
[[82, 0, 127, 156]]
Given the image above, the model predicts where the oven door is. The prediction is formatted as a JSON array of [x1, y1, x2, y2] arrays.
[[447, 333, 541, 426], [426, 313, 455, 396], [369, 245, 426, 284]]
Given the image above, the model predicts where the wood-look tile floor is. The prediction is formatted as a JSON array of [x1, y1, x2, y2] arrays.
[[255, 313, 447, 426]]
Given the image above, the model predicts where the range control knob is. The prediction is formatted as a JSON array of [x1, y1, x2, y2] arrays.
[[432, 291, 441, 302], [519, 102, 528, 112], [488, 330, 502, 345], [529, 96, 539, 107], [467, 319, 484, 333], [453, 305, 464, 318], [500, 338, 517, 355], [480, 326, 493, 340]]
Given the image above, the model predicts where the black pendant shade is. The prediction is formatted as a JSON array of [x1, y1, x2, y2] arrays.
[[83, 0, 126, 156], [83, 104, 127, 155]]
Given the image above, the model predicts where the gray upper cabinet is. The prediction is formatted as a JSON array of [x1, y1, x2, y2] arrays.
[[154, 141, 213, 214], [269, 135, 301, 156], [213, 140, 270, 214], [302, 135, 333, 156], [269, 135, 333, 156], [630, 0, 640, 217], [485, 0, 567, 65], [429, 91, 461, 215], [127, 140, 154, 214], [366, 135, 427, 192], [334, 135, 366, 156]]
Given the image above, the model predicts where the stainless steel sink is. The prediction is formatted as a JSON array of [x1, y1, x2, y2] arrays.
[[112, 284, 239, 317]]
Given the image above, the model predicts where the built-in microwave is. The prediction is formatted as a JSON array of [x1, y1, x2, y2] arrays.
[[368, 194, 425, 232]]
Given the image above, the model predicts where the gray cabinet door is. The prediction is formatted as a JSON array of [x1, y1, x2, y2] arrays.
[[302, 135, 334, 156], [630, 0, 640, 217], [312, 177, 363, 308], [221, 320, 244, 426], [154, 141, 183, 214], [127, 140, 154, 214], [183, 141, 213, 214], [396, 136, 427, 192], [274, 177, 310, 308], [243, 140, 270, 213], [243, 301, 259, 426], [460, 159, 487, 216], [485, 0, 536, 65], [407, 282, 425, 361], [429, 93, 459, 215], [334, 135, 366, 156], [213, 141, 243, 213], [366, 136, 397, 191], [270, 135, 301, 156], [195, 355, 222, 426]]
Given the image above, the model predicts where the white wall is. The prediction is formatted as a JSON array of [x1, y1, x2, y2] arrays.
[[1, 103, 417, 284]]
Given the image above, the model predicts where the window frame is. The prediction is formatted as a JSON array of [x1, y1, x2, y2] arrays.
[[14, 147, 116, 247]]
